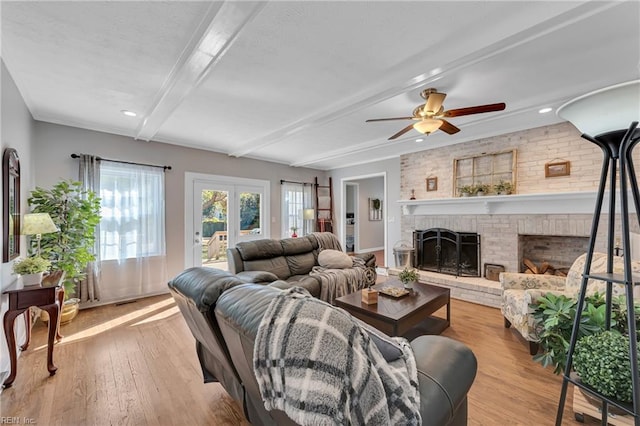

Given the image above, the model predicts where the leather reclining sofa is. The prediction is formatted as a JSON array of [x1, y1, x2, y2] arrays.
[[168, 267, 478, 425], [227, 233, 376, 301]]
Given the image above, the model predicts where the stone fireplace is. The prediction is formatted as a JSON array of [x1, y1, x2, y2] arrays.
[[399, 193, 639, 276]]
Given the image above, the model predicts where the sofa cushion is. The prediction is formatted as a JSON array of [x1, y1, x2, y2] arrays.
[[236, 239, 284, 261], [318, 249, 353, 269], [286, 252, 316, 275], [243, 257, 291, 280], [281, 236, 317, 255]]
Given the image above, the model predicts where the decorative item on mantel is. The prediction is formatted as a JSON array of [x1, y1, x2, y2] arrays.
[[426, 176, 438, 192], [544, 159, 571, 178], [410, 189, 416, 200]]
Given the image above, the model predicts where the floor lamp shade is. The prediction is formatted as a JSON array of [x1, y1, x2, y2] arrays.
[[556, 80, 640, 136]]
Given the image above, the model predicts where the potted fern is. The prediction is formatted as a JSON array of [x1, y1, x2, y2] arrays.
[[12, 256, 51, 286]]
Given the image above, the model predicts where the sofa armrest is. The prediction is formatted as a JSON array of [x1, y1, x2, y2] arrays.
[[411, 335, 477, 425], [500, 272, 567, 291], [353, 252, 376, 268], [236, 270, 280, 283]]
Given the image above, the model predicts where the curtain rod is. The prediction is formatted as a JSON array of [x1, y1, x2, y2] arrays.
[[70, 153, 172, 171], [280, 179, 313, 186]]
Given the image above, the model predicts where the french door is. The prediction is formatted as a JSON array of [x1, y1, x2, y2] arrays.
[[185, 173, 270, 269]]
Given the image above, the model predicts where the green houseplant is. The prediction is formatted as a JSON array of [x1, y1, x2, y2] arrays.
[[474, 184, 490, 196], [27, 179, 101, 299], [398, 267, 419, 289], [532, 292, 640, 373], [574, 330, 639, 404], [12, 256, 51, 286], [458, 185, 474, 197], [494, 180, 513, 195]]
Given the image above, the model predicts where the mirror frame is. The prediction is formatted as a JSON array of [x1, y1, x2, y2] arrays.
[[3, 148, 20, 263]]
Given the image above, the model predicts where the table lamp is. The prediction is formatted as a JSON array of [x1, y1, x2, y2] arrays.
[[21, 213, 59, 256], [302, 208, 315, 235]]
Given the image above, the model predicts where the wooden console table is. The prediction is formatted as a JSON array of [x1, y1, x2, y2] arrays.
[[2, 278, 64, 388]]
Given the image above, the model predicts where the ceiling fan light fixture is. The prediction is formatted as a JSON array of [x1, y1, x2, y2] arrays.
[[413, 118, 443, 135]]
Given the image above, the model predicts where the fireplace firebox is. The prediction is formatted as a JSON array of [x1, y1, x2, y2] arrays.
[[414, 228, 481, 277]]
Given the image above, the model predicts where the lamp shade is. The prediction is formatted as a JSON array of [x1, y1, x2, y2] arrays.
[[303, 208, 315, 220], [21, 213, 59, 235], [556, 80, 640, 136], [413, 118, 443, 135]]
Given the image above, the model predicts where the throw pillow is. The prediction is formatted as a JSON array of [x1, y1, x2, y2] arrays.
[[352, 317, 404, 362], [317, 249, 353, 269]]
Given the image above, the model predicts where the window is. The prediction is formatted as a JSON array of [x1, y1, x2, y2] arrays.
[[99, 162, 166, 261], [453, 150, 516, 196], [281, 182, 313, 238]]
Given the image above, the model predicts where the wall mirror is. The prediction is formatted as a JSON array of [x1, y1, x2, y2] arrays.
[[3, 148, 20, 262]]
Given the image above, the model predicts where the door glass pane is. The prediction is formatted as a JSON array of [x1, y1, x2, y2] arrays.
[[239, 191, 261, 236], [202, 189, 228, 269]]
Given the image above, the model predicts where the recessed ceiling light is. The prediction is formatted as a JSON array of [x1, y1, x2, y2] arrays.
[[121, 110, 137, 117], [538, 107, 553, 114], [415, 138, 424, 142]]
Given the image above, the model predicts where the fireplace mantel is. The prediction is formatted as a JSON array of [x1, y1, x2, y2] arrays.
[[398, 191, 635, 216]]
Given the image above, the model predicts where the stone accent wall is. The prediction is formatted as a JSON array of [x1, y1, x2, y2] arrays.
[[401, 122, 640, 199]]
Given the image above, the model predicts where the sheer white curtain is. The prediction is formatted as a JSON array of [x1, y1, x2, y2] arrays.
[[98, 162, 167, 302], [281, 182, 313, 238]]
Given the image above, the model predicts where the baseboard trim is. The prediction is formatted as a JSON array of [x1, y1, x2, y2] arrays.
[[357, 246, 384, 253]]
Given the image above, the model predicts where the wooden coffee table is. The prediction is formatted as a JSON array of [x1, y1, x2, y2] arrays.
[[334, 279, 450, 339]]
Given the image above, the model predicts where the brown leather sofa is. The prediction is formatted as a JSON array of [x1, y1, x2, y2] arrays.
[[226, 233, 376, 301], [168, 267, 478, 425]]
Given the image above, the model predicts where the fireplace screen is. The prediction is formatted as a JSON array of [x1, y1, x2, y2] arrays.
[[414, 228, 480, 277]]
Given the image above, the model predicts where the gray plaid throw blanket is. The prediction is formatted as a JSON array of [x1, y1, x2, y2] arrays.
[[254, 287, 421, 425]]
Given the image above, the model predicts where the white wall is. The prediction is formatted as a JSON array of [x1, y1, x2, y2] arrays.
[[330, 157, 401, 268], [32, 121, 326, 282], [1, 60, 36, 384], [352, 176, 384, 251]]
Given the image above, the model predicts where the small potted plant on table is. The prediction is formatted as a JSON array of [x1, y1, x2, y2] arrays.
[[399, 267, 419, 289], [12, 256, 51, 286]]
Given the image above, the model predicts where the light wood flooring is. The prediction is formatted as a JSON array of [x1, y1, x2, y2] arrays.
[[1, 290, 603, 425]]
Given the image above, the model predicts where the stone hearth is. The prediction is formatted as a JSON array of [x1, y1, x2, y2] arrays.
[[388, 267, 501, 308]]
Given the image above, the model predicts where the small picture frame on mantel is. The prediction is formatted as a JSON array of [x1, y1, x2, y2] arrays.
[[545, 160, 571, 178], [426, 177, 438, 192]]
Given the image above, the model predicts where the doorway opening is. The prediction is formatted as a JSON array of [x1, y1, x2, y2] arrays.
[[340, 173, 387, 267]]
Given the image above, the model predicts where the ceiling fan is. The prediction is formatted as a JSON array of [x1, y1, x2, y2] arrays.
[[366, 88, 506, 140]]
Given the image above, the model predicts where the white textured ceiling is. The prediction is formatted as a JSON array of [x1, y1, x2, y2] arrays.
[[2, 1, 639, 170]]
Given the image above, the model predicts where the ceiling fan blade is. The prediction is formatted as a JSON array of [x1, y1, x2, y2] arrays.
[[439, 119, 461, 135], [443, 102, 506, 118], [366, 116, 415, 122], [423, 92, 446, 116], [388, 123, 416, 140]]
